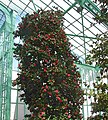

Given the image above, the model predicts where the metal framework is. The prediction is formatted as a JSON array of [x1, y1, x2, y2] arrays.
[[0, 3, 15, 120], [0, 0, 107, 120]]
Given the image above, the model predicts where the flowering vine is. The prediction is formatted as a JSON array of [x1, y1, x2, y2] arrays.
[[13, 9, 84, 120]]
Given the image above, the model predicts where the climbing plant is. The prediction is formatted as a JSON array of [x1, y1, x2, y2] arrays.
[[86, 1, 108, 119], [94, 0, 108, 24], [86, 32, 108, 120], [13, 9, 84, 120]]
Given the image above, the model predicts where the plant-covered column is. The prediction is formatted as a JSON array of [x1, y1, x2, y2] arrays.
[[13, 9, 84, 120]]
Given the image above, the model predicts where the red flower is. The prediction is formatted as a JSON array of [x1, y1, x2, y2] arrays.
[[31, 114, 34, 117], [43, 89, 47, 92], [45, 85, 48, 89], [39, 111, 45, 117], [42, 107, 46, 111], [45, 34, 51, 40], [39, 49, 44, 52], [47, 92, 52, 96], [64, 84, 68, 87], [55, 60, 58, 65], [73, 79, 76, 83], [56, 96, 62, 103], [49, 15, 52, 19], [55, 94, 59, 97], [64, 39, 67, 42], [34, 37, 37, 41], [48, 79, 53, 82], [65, 112, 68, 115], [61, 34, 66, 38], [67, 73, 70, 77], [43, 68, 47, 72], [18, 63, 21, 68], [38, 34, 40, 37], [45, 46, 49, 49], [68, 114, 71, 118], [34, 13, 38, 18], [34, 63, 36, 66], [40, 73, 43, 77], [42, 86, 44, 89], [62, 80, 66, 83], [45, 59, 48, 63], [54, 89, 59, 94]]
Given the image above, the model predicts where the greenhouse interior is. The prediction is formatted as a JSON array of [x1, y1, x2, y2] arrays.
[[0, 0, 108, 120]]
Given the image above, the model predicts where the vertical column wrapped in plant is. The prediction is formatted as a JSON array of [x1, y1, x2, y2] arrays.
[[13, 9, 84, 120]]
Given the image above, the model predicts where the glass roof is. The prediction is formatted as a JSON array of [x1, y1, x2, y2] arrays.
[[0, 9, 6, 30], [0, 1, 107, 119], [0, 0, 107, 62]]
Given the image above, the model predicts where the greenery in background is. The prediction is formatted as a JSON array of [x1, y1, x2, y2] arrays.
[[86, 1, 108, 119], [86, 32, 108, 120], [94, 0, 108, 24], [12, 9, 84, 120]]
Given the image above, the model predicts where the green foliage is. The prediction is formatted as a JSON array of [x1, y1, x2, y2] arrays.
[[87, 114, 108, 120], [13, 9, 84, 120], [86, 32, 108, 119], [91, 82, 108, 113], [86, 32, 108, 70], [86, 2, 108, 116], [94, 0, 108, 24]]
